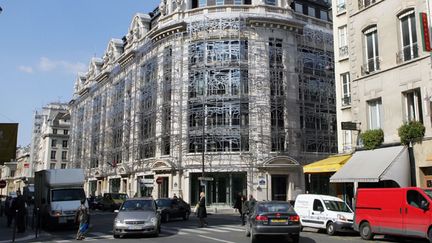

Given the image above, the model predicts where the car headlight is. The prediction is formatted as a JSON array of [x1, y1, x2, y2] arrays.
[[337, 214, 347, 221], [150, 217, 157, 225], [51, 210, 62, 217], [114, 218, 123, 224]]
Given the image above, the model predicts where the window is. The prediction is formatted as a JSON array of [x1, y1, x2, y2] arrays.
[[399, 10, 418, 62], [368, 98, 382, 129], [308, 6, 316, 18], [320, 10, 328, 21], [341, 72, 351, 106], [265, 0, 276, 5], [62, 140, 68, 148], [50, 151, 56, 160], [294, 3, 303, 13], [407, 190, 427, 209], [50, 163, 56, 169], [63, 130, 68, 135], [53, 129, 57, 134], [337, 0, 346, 13], [62, 151, 67, 161], [51, 139, 57, 148], [313, 199, 324, 211], [363, 26, 379, 73], [404, 89, 423, 123], [216, 0, 224, 5], [338, 25, 348, 59], [61, 164, 66, 169], [359, 0, 376, 9], [343, 130, 352, 151], [199, 0, 206, 7]]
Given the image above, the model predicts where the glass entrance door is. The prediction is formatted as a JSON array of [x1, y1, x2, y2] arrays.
[[271, 175, 288, 201]]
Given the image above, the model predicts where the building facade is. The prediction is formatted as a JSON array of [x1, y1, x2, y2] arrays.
[[30, 103, 71, 172], [69, 0, 336, 206], [332, 0, 432, 185]]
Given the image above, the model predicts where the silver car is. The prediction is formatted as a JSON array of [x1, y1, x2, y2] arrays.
[[113, 198, 161, 238]]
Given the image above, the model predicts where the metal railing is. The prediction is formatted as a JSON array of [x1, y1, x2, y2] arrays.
[[341, 96, 351, 106], [358, 0, 376, 10], [337, 2, 346, 13], [361, 57, 380, 75], [339, 45, 349, 59], [396, 43, 419, 64]]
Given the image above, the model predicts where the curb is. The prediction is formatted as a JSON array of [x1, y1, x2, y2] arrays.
[[0, 234, 35, 243]]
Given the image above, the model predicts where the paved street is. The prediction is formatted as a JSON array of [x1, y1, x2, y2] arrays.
[[9, 211, 426, 243]]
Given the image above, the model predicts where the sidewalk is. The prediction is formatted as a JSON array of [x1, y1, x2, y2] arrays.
[[0, 215, 39, 243]]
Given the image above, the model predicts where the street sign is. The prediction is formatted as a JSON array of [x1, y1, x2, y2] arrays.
[[156, 177, 164, 184], [341, 122, 358, 131], [198, 177, 214, 181], [0, 180, 6, 189]]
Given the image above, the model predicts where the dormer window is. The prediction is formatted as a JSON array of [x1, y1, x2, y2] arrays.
[[192, 0, 252, 8]]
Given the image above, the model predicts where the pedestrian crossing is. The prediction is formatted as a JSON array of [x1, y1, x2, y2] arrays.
[[33, 224, 246, 242]]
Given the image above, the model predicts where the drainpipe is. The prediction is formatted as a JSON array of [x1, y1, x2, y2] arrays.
[[408, 141, 417, 186]]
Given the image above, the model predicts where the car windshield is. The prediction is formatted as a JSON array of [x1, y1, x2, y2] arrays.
[[257, 203, 292, 213], [156, 199, 172, 207], [423, 189, 432, 199], [120, 200, 154, 211], [52, 189, 85, 202], [323, 200, 352, 213], [111, 194, 128, 200]]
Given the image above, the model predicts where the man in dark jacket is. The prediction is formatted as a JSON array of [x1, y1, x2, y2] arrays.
[[233, 192, 242, 217], [12, 191, 26, 233], [197, 192, 207, 227]]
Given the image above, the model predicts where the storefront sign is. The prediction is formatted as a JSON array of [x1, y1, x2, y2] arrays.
[[0, 180, 6, 189], [341, 122, 358, 131], [258, 176, 266, 189], [420, 12, 431, 52]]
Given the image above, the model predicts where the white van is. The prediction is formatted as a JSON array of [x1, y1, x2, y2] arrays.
[[294, 194, 354, 235]]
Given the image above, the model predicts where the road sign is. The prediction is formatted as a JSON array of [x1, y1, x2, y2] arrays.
[[198, 177, 214, 181], [156, 177, 164, 184], [0, 180, 6, 189]]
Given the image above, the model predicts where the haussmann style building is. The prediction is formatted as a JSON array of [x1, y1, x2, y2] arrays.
[[69, 0, 336, 207]]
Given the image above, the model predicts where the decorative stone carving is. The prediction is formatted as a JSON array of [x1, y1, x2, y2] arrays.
[[159, 0, 166, 16], [175, 0, 183, 11]]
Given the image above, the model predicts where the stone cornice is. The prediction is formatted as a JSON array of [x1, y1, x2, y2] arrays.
[[148, 22, 186, 42], [117, 50, 136, 68]]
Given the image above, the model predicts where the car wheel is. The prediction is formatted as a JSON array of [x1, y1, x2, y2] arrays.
[[164, 213, 170, 223], [291, 234, 300, 243], [245, 224, 250, 237], [360, 222, 374, 240], [326, 221, 336, 236], [113, 234, 120, 239], [183, 211, 190, 221]]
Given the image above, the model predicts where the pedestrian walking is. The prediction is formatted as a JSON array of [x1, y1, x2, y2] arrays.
[[197, 192, 208, 228], [75, 198, 90, 240], [240, 195, 248, 226], [248, 195, 257, 213], [12, 191, 26, 233], [233, 192, 242, 217], [5, 195, 14, 227]]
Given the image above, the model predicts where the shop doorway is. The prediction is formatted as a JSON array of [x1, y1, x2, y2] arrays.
[[271, 175, 288, 201], [158, 177, 169, 198], [110, 178, 120, 193]]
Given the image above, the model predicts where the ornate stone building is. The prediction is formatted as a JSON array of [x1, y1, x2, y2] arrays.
[[69, 0, 335, 206]]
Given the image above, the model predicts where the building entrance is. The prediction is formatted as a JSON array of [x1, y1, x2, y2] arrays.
[[271, 175, 288, 201]]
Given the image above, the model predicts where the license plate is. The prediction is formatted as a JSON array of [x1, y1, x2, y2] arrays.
[[271, 219, 287, 223], [128, 225, 143, 230], [58, 217, 67, 223]]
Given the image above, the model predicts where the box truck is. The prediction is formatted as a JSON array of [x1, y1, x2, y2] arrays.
[[355, 187, 432, 241], [35, 169, 86, 227]]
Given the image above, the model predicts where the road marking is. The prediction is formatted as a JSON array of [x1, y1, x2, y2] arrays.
[[198, 235, 237, 243], [55, 240, 72, 243], [199, 227, 229, 233], [170, 227, 210, 234], [217, 226, 244, 232]]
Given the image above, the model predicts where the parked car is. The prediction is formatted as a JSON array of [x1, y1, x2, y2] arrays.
[[113, 198, 161, 238], [100, 193, 128, 211], [156, 198, 191, 222], [88, 196, 103, 210], [355, 187, 432, 241], [245, 201, 301, 243], [294, 194, 354, 235]]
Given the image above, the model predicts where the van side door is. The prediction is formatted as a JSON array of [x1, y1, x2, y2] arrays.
[[307, 199, 326, 228], [403, 189, 430, 238]]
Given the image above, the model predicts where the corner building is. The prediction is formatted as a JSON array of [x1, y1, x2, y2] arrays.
[[69, 0, 335, 207]]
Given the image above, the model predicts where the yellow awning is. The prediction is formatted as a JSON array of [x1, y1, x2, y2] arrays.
[[303, 154, 352, 174]]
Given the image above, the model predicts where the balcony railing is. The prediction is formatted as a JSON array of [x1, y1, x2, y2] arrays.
[[361, 57, 380, 75], [396, 43, 419, 64], [339, 45, 349, 59], [358, 0, 376, 10], [341, 96, 351, 106], [337, 2, 346, 14]]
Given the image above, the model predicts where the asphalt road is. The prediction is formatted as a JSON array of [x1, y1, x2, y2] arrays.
[[24, 211, 429, 243]]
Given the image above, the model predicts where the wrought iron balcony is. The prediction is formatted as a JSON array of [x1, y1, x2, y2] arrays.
[[361, 57, 380, 75], [339, 45, 349, 59], [396, 43, 419, 64], [341, 96, 351, 106], [337, 2, 346, 14], [358, 0, 376, 10]]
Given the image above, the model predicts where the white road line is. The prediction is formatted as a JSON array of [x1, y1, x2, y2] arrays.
[[55, 240, 72, 243], [221, 224, 245, 230], [199, 227, 229, 233], [198, 235, 237, 243], [217, 226, 244, 232], [170, 227, 210, 234], [90, 232, 112, 238]]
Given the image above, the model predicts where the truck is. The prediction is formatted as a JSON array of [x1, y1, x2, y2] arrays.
[[35, 169, 86, 227]]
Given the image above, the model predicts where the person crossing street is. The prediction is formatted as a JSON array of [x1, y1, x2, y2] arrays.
[[75, 198, 90, 240]]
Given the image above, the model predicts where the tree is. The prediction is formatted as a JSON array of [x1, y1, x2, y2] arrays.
[[398, 121, 425, 146]]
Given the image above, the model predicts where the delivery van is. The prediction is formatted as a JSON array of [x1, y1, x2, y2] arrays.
[[294, 194, 354, 235], [355, 187, 432, 241]]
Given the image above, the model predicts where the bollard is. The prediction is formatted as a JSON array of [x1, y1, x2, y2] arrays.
[[35, 208, 40, 239], [12, 209, 18, 242]]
